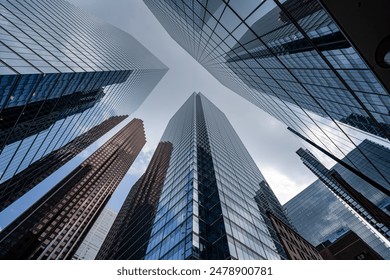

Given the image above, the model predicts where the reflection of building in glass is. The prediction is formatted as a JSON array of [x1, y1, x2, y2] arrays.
[[340, 113, 390, 139], [296, 142, 390, 242], [284, 180, 390, 259], [73, 207, 117, 260], [284, 140, 390, 259], [0, 115, 127, 211], [96, 142, 173, 260], [144, 0, 390, 194], [0, 0, 167, 200], [0, 119, 146, 259], [0, 88, 105, 148]]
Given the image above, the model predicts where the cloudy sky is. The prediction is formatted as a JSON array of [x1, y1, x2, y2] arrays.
[[64, 0, 317, 206], [0, 0, 319, 229]]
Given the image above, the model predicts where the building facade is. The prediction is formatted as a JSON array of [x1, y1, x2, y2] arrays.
[[284, 140, 390, 259], [0, 0, 167, 208], [284, 180, 390, 259], [296, 142, 390, 242], [143, 0, 390, 195], [0, 115, 127, 211], [96, 141, 173, 260], [73, 207, 117, 260], [267, 212, 322, 260], [0, 119, 146, 259]]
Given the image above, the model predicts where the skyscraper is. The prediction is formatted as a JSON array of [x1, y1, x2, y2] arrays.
[[100, 93, 295, 260], [284, 140, 390, 259], [0, 118, 146, 260], [0, 115, 127, 211], [0, 0, 167, 200], [143, 0, 390, 194], [73, 207, 117, 260]]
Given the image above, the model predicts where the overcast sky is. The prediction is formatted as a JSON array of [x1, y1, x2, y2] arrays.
[[66, 0, 318, 205], [0, 0, 319, 229]]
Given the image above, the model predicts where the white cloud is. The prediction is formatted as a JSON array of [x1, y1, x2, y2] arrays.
[[261, 166, 315, 204], [126, 148, 154, 177]]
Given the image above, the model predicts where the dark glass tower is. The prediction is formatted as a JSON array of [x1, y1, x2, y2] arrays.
[[143, 0, 390, 195], [284, 140, 390, 259], [0, 119, 146, 260], [101, 93, 292, 260], [0, 0, 167, 198], [0, 115, 127, 211]]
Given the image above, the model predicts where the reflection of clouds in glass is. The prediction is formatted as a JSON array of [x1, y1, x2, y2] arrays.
[[331, 188, 390, 248], [285, 179, 390, 258]]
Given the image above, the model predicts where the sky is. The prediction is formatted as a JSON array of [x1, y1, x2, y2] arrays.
[[63, 0, 317, 205], [0, 0, 319, 229]]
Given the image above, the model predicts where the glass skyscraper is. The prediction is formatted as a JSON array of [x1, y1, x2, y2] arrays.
[[73, 207, 117, 260], [284, 140, 390, 259], [143, 0, 390, 195], [100, 93, 294, 260], [0, 0, 168, 206]]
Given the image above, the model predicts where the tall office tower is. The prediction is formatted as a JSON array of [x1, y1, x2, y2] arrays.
[[96, 141, 173, 260], [101, 93, 293, 260], [284, 140, 390, 259], [143, 0, 390, 194], [73, 207, 117, 260], [0, 115, 127, 211], [0, 119, 146, 259], [0, 0, 167, 200]]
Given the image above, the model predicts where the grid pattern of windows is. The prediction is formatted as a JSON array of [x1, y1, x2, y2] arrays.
[[144, 93, 289, 260], [267, 212, 322, 260], [297, 144, 390, 241], [143, 0, 390, 194], [73, 207, 117, 260], [0, 0, 168, 208], [96, 142, 173, 260]]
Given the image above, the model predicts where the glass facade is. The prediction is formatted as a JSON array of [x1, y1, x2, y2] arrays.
[[143, 93, 289, 260], [284, 140, 390, 259], [297, 144, 390, 241], [0, 0, 168, 207], [143, 0, 390, 194], [284, 180, 390, 259]]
